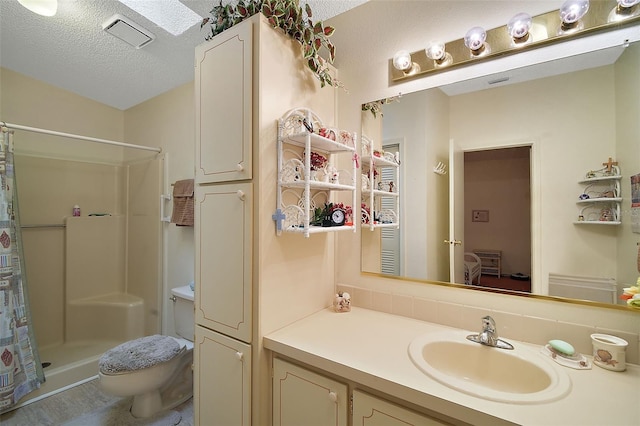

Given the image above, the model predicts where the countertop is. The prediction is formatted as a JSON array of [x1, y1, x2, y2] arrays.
[[264, 307, 640, 426]]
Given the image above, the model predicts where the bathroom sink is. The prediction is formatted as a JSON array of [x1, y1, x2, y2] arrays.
[[408, 330, 571, 404]]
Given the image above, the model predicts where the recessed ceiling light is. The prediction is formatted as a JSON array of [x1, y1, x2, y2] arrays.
[[18, 0, 57, 16], [117, 0, 202, 36]]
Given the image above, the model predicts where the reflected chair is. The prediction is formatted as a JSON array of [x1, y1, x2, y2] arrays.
[[464, 252, 482, 285]]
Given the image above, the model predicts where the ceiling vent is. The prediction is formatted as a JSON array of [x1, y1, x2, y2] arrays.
[[102, 14, 155, 49]]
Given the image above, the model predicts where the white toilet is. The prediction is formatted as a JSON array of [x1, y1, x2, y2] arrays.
[[98, 285, 194, 418]]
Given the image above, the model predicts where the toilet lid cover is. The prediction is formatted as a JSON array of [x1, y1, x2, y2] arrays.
[[99, 335, 182, 374]]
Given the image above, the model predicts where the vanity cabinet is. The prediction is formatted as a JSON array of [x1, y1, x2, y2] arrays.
[[361, 135, 400, 230], [353, 390, 449, 426], [195, 19, 252, 184], [273, 358, 348, 426], [194, 325, 251, 426], [272, 358, 449, 426], [276, 108, 357, 237], [574, 165, 622, 225]]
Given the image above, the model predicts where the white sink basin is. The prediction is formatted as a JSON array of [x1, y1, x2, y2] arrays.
[[408, 330, 571, 404]]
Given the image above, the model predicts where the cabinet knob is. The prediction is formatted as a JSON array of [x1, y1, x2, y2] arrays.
[[444, 239, 462, 245], [236, 163, 244, 172], [235, 351, 244, 361], [169, 295, 176, 302], [237, 190, 245, 200], [328, 391, 338, 403]]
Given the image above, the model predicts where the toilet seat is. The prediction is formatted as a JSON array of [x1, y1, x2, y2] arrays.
[[99, 335, 183, 375]]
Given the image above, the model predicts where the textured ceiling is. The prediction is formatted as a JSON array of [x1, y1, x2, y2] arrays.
[[0, 0, 368, 110]]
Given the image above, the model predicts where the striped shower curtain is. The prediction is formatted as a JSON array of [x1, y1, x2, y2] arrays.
[[0, 129, 45, 413]]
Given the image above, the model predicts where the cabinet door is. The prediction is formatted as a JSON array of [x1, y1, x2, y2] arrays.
[[353, 390, 449, 426], [195, 182, 252, 342], [194, 325, 251, 426], [195, 19, 252, 184], [273, 358, 348, 426]]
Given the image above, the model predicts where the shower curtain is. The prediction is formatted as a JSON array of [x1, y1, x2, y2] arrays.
[[0, 129, 45, 414]]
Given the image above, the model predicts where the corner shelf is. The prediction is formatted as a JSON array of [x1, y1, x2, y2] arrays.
[[575, 165, 622, 226], [276, 108, 357, 237], [361, 135, 400, 231]]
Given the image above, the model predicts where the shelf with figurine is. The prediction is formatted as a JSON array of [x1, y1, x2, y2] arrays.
[[574, 159, 622, 225], [275, 108, 357, 237], [361, 135, 400, 231]]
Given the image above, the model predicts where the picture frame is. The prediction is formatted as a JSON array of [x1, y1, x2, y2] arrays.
[[472, 210, 489, 222]]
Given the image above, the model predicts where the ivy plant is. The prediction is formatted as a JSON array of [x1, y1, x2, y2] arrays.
[[202, 0, 342, 89], [361, 94, 403, 118]]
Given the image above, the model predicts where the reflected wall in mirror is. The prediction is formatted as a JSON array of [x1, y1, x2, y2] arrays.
[[361, 40, 640, 308]]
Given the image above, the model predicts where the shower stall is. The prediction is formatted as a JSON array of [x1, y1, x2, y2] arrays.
[[7, 123, 166, 405]]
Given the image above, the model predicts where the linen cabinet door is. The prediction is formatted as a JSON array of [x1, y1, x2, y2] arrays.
[[194, 325, 251, 426], [195, 18, 253, 184], [195, 182, 252, 342], [352, 390, 450, 425], [273, 358, 348, 426]]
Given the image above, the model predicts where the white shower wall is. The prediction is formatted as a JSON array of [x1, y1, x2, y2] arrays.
[[16, 154, 162, 348]]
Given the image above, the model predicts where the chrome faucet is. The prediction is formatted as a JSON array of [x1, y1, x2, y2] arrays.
[[467, 315, 514, 350]]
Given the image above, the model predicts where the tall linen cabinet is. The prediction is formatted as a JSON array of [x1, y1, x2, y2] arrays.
[[194, 15, 339, 425]]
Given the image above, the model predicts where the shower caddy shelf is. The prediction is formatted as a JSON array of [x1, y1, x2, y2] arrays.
[[574, 165, 622, 225], [276, 107, 357, 238], [361, 135, 400, 231]]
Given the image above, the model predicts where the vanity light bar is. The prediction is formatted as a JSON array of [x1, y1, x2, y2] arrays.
[[390, 0, 640, 82]]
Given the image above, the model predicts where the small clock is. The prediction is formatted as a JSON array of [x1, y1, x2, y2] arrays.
[[331, 208, 346, 226]]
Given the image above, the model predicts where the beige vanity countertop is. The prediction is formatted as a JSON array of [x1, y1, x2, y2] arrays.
[[264, 307, 640, 426]]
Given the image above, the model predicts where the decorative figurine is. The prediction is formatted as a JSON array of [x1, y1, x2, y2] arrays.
[[334, 291, 351, 312]]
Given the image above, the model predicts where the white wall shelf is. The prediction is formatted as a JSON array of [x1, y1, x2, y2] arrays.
[[276, 108, 357, 238], [361, 135, 400, 231], [575, 164, 621, 226]]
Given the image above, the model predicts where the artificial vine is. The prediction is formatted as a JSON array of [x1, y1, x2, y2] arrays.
[[361, 94, 403, 118], [202, 0, 342, 89]]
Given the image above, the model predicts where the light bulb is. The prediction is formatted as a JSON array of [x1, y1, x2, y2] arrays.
[[425, 41, 446, 61], [17, 0, 57, 16], [464, 27, 487, 51], [392, 50, 412, 72], [559, 0, 590, 25], [508, 12, 533, 40], [617, 0, 640, 7]]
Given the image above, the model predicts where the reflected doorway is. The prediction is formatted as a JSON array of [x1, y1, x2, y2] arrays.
[[464, 146, 532, 293], [380, 141, 400, 275]]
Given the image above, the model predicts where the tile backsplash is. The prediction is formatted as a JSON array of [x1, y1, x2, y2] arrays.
[[337, 284, 640, 365]]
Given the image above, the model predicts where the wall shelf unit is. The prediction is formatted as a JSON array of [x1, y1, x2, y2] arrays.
[[276, 108, 357, 237], [574, 165, 622, 225], [361, 135, 400, 231]]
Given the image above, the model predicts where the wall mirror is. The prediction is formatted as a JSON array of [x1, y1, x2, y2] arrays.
[[360, 38, 640, 310]]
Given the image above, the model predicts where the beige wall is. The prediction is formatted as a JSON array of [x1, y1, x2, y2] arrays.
[[1, 67, 162, 345], [124, 82, 195, 337], [380, 89, 450, 281], [2, 68, 126, 348], [451, 66, 618, 294], [615, 42, 640, 291]]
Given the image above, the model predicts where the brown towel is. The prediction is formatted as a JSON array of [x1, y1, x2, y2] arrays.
[[171, 179, 194, 226]]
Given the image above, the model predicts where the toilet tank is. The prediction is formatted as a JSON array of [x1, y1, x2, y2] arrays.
[[171, 285, 194, 341]]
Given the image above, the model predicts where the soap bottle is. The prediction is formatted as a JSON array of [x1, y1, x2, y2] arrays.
[[73, 205, 81, 217]]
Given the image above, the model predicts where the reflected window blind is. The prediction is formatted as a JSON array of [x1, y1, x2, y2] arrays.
[[380, 143, 400, 275]]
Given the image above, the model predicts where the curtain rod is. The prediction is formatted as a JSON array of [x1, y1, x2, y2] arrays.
[[1, 122, 162, 153]]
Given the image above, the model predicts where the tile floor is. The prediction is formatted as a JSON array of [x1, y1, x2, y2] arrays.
[[0, 379, 193, 425]]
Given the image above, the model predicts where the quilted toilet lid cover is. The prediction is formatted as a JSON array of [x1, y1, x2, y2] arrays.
[[99, 335, 182, 374]]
